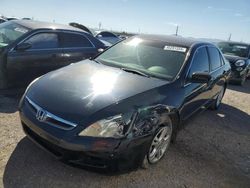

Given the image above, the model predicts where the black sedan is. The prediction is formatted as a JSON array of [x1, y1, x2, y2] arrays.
[[0, 20, 106, 89], [19, 35, 231, 172], [218, 41, 250, 85]]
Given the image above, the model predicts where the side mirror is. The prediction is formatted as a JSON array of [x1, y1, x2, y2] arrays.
[[15, 43, 32, 51], [190, 72, 211, 83]]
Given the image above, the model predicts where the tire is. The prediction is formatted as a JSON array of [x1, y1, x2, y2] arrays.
[[209, 85, 225, 110], [141, 116, 173, 169]]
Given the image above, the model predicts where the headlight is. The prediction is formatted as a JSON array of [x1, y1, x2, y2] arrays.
[[235, 60, 245, 67], [79, 114, 131, 138]]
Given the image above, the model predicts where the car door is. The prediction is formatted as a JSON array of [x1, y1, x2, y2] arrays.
[[7, 32, 64, 83], [207, 46, 225, 98], [59, 32, 97, 66], [181, 46, 212, 120]]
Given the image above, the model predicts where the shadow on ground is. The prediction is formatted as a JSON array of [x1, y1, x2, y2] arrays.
[[228, 80, 250, 94], [0, 87, 25, 113]]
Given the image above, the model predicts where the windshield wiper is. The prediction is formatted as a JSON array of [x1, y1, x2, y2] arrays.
[[121, 68, 150, 78], [93, 59, 102, 64]]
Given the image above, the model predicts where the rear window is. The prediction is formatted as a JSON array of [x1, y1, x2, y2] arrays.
[[61, 33, 93, 48]]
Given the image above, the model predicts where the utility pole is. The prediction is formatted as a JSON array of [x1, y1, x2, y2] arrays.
[[228, 33, 232, 41], [98, 22, 102, 30], [175, 25, 179, 36]]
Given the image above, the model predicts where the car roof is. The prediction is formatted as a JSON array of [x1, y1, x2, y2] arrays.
[[137, 34, 211, 48], [11, 20, 85, 33]]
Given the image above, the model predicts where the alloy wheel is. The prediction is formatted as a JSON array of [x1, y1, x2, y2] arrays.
[[148, 124, 172, 164], [216, 87, 224, 107]]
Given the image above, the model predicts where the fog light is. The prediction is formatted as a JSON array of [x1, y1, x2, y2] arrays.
[[236, 67, 243, 71]]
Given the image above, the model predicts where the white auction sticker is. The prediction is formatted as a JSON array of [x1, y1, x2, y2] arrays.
[[14, 27, 28, 33], [164, 45, 187, 52]]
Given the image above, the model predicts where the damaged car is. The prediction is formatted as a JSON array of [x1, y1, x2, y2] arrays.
[[19, 35, 231, 172]]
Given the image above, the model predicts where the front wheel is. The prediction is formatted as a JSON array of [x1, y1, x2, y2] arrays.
[[142, 116, 173, 168]]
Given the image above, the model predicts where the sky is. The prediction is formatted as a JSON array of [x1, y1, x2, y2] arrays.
[[1, 0, 250, 42]]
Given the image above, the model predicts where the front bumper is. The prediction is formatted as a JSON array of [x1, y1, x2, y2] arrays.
[[19, 109, 152, 173]]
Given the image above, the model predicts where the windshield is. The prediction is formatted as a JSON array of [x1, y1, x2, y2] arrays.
[[0, 22, 30, 48], [218, 42, 249, 58], [96, 37, 187, 80]]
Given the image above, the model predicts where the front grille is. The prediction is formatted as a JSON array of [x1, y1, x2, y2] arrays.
[[22, 123, 108, 168], [25, 96, 77, 130]]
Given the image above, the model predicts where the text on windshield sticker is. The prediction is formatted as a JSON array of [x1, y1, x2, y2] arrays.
[[164, 45, 187, 52]]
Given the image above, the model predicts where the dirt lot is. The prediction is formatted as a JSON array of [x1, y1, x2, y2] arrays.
[[0, 82, 250, 188]]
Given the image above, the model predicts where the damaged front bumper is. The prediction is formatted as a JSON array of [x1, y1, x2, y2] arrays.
[[19, 111, 153, 173]]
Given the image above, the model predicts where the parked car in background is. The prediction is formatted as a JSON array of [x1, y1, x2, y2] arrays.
[[69, 22, 93, 35], [22, 18, 32, 20], [6, 17, 18, 21], [0, 20, 107, 89], [118, 34, 129, 40], [217, 41, 250, 85], [68, 23, 113, 47], [0, 18, 6, 24], [95, 31, 122, 45], [19, 35, 230, 172]]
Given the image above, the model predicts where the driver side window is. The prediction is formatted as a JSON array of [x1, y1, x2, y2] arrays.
[[24, 33, 59, 50], [188, 47, 209, 78]]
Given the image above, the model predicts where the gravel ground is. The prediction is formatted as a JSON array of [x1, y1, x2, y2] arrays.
[[0, 82, 250, 188]]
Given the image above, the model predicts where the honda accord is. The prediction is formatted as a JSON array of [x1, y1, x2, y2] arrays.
[[19, 35, 231, 172]]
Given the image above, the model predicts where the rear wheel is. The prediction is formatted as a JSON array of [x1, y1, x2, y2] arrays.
[[142, 116, 173, 168], [209, 86, 225, 110]]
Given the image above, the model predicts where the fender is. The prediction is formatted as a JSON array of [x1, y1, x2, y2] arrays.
[[131, 104, 179, 137]]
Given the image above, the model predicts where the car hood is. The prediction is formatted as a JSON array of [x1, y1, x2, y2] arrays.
[[26, 60, 168, 124], [224, 54, 247, 63]]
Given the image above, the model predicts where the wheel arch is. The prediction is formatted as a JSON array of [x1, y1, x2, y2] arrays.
[[132, 104, 181, 140]]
